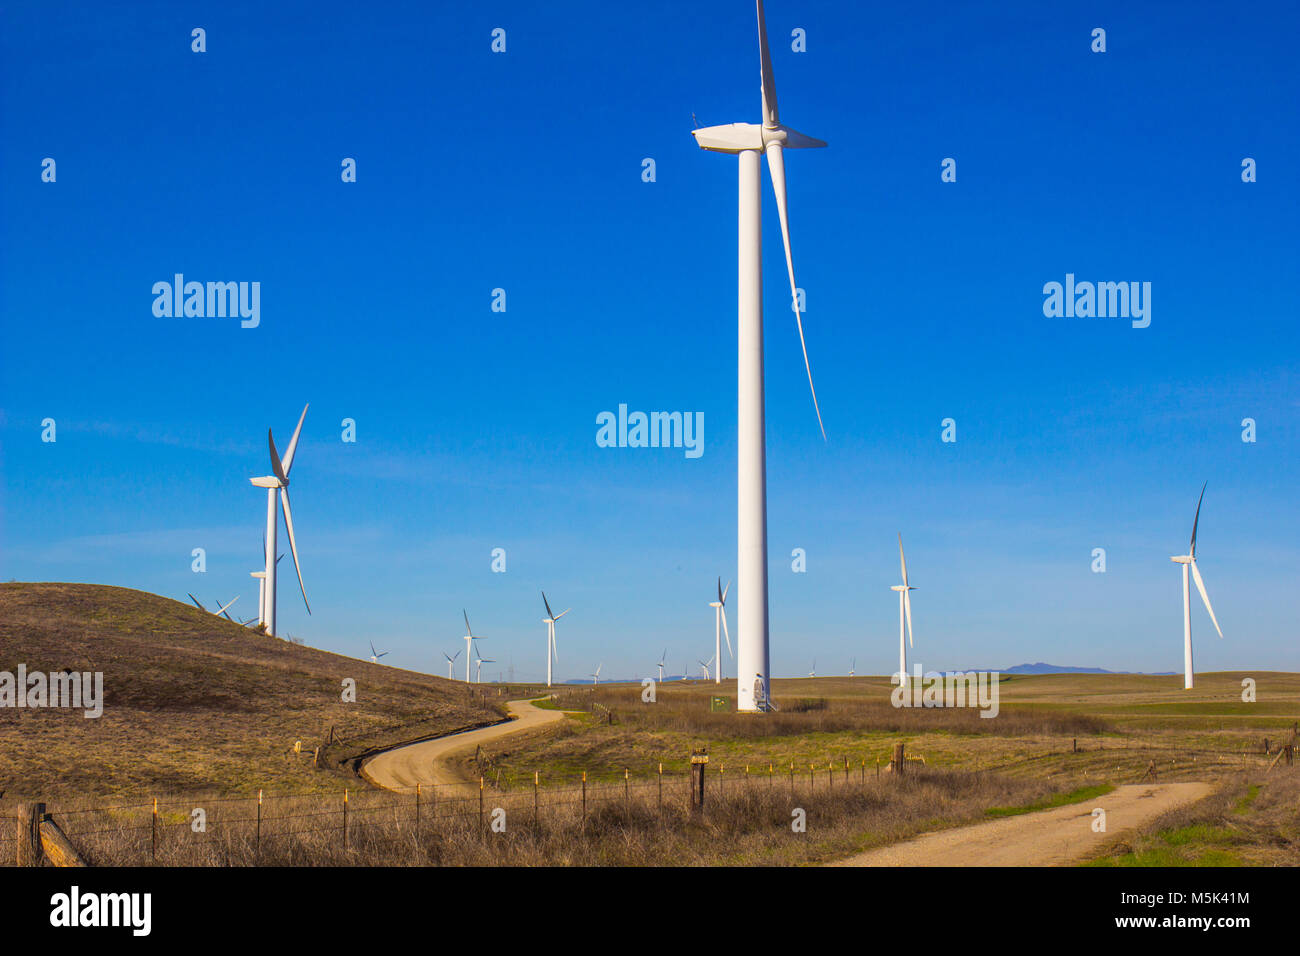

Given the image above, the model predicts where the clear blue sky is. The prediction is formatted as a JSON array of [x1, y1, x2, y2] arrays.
[[2, 0, 1297, 681]]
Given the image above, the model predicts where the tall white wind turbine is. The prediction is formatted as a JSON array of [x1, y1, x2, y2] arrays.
[[249, 405, 310, 638], [657, 648, 667, 683], [699, 656, 716, 681], [693, 1, 826, 711], [890, 534, 916, 687], [476, 651, 495, 684], [708, 578, 734, 684], [541, 592, 570, 688], [368, 641, 388, 664], [590, 663, 602, 686], [1171, 483, 1224, 690], [461, 611, 485, 684]]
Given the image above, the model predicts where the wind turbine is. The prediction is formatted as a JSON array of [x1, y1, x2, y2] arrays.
[[890, 534, 916, 688], [708, 578, 734, 684], [368, 641, 388, 664], [248, 405, 310, 638], [699, 656, 716, 681], [460, 611, 485, 684], [1171, 483, 1224, 690], [475, 651, 495, 684], [443, 649, 461, 679], [541, 592, 570, 688], [590, 663, 602, 686], [657, 648, 667, 683], [693, 0, 826, 712], [849, 657, 856, 678], [187, 594, 239, 621], [808, 658, 816, 679]]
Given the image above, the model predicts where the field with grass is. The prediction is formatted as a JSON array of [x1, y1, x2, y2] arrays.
[[0, 583, 503, 801]]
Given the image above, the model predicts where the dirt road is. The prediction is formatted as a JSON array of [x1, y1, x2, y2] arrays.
[[831, 782, 1213, 867], [361, 697, 564, 793]]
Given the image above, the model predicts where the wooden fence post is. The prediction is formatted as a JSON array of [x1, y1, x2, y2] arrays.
[[256, 789, 263, 854], [891, 743, 905, 775], [769, 762, 774, 788], [479, 776, 485, 838], [151, 798, 158, 861], [625, 768, 630, 803], [342, 789, 349, 849], [581, 772, 587, 827], [657, 763, 663, 808], [534, 772, 540, 826], [690, 749, 708, 812], [415, 783, 421, 838], [789, 761, 795, 797], [17, 802, 44, 867]]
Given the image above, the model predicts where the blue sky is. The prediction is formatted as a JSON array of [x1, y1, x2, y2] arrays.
[[2, 0, 1297, 681]]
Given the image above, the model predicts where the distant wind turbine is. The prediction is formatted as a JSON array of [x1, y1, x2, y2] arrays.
[[475, 650, 495, 684], [541, 592, 570, 688], [708, 578, 733, 684], [590, 663, 602, 686], [369, 641, 388, 664], [443, 649, 461, 679], [1171, 483, 1224, 690], [808, 658, 816, 679], [890, 534, 916, 687], [692, 0, 827, 712], [461, 611, 485, 683], [657, 648, 667, 683], [699, 655, 716, 681], [849, 657, 856, 678]]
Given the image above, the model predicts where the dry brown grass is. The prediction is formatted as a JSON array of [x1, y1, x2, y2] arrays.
[[0, 583, 502, 800], [5, 765, 1058, 867]]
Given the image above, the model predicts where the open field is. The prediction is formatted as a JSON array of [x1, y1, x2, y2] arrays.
[[0, 583, 503, 801]]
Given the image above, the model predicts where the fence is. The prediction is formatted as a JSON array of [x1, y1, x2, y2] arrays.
[[6, 736, 1292, 867]]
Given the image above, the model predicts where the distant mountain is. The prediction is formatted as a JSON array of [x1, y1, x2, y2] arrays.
[[951, 662, 1176, 676]]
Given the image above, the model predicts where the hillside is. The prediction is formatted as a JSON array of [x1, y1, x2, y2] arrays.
[[0, 583, 503, 799]]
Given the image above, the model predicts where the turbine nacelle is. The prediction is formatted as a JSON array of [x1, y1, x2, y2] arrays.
[[249, 476, 283, 489], [691, 122, 825, 154]]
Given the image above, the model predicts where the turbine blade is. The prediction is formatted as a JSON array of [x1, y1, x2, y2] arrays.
[[1190, 481, 1207, 557], [268, 429, 286, 484], [279, 487, 310, 614], [188, 593, 205, 611], [898, 533, 908, 586], [903, 588, 914, 648], [756, 0, 778, 127], [766, 142, 826, 441], [216, 596, 239, 616], [717, 576, 723, 603], [555, 608, 570, 620], [542, 591, 553, 619], [721, 605, 733, 657], [722, 579, 731, 604], [464, 609, 471, 635], [1190, 560, 1223, 639], [281, 404, 309, 476]]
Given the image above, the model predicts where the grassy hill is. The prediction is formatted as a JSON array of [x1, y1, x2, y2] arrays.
[[0, 583, 503, 800]]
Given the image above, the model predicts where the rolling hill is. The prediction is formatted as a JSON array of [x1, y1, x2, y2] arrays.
[[0, 583, 503, 800]]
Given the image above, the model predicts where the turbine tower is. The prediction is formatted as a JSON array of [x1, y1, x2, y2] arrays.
[[248, 405, 310, 638], [708, 578, 733, 684], [657, 648, 667, 683], [1171, 483, 1224, 689], [541, 592, 570, 687], [460, 611, 485, 684], [890, 534, 916, 687], [693, 1, 826, 711]]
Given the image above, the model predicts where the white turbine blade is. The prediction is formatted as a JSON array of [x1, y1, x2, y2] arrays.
[[722, 579, 731, 604], [903, 589, 914, 648], [717, 576, 724, 603], [721, 605, 733, 658], [453, 649, 461, 662], [279, 487, 310, 614], [756, 0, 779, 127], [555, 608, 571, 620], [898, 533, 908, 586], [542, 591, 553, 619], [780, 125, 827, 149], [281, 404, 309, 476], [550, 630, 559, 663], [268, 429, 287, 483], [216, 596, 239, 616], [1190, 560, 1223, 638], [1190, 481, 1207, 557], [766, 142, 826, 441], [464, 609, 472, 636]]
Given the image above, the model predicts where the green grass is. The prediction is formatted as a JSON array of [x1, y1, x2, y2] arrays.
[[984, 783, 1115, 818], [1087, 824, 1245, 867]]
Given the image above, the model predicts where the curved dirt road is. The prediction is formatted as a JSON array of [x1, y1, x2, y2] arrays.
[[831, 782, 1213, 867], [361, 697, 564, 793]]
